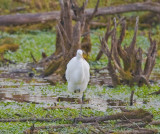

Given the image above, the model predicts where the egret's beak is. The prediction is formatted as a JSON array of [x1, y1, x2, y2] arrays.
[[82, 50, 86, 55]]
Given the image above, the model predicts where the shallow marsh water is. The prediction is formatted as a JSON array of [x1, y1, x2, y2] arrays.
[[0, 63, 123, 112], [0, 63, 160, 134], [0, 63, 160, 113]]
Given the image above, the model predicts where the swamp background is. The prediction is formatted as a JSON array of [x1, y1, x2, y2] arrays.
[[0, 0, 160, 133]]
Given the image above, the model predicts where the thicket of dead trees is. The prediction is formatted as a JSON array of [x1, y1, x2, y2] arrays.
[[33, 0, 157, 86], [99, 17, 157, 87], [0, 0, 158, 85], [34, 0, 99, 83]]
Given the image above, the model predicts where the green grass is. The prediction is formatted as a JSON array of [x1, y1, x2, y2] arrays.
[[1, 26, 154, 64], [0, 27, 160, 133], [0, 83, 160, 133], [3, 31, 56, 63]]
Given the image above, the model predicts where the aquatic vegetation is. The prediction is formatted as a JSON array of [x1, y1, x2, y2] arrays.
[[0, 27, 160, 133], [0, 77, 160, 133], [2, 31, 56, 63]]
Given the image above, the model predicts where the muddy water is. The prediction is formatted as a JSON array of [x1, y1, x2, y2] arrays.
[[0, 64, 53, 103], [0, 63, 160, 112]]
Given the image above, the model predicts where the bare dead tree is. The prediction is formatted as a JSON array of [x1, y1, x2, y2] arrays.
[[100, 17, 157, 87], [37, 0, 99, 82], [81, 0, 100, 57]]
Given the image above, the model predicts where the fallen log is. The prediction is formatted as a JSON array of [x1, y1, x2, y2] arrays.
[[23, 121, 157, 134], [90, 21, 107, 29], [4, 97, 40, 104], [0, 118, 60, 122], [20, 109, 157, 134], [43, 105, 71, 110], [23, 123, 118, 134], [0, 109, 152, 123], [0, 2, 160, 26], [23, 123, 98, 134], [117, 128, 158, 134], [74, 109, 153, 123], [150, 120, 160, 125], [149, 89, 160, 95], [0, 11, 60, 26], [116, 122, 146, 129]]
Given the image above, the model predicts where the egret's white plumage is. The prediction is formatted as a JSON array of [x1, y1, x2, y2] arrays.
[[65, 49, 90, 95]]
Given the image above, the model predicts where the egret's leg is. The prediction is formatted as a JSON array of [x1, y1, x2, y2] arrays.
[[79, 92, 84, 117]]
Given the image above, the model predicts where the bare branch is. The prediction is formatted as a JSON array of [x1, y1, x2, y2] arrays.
[[59, 0, 64, 11], [30, 52, 37, 63], [87, 0, 100, 21], [135, 48, 143, 75], [58, 21, 71, 46], [100, 37, 111, 58], [56, 25, 66, 56], [143, 35, 157, 79], [127, 16, 139, 54], [100, 37, 120, 86], [117, 20, 127, 59], [111, 17, 122, 68], [71, 0, 87, 20], [96, 17, 126, 61], [81, 0, 88, 13], [123, 115, 141, 129]]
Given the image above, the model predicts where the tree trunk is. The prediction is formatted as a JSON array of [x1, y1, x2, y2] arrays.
[[38, 0, 99, 82]]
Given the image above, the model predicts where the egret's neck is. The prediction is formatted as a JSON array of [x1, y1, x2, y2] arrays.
[[76, 55, 82, 60]]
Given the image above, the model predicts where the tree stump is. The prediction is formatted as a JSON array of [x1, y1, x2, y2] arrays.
[[100, 17, 157, 87], [37, 0, 99, 82]]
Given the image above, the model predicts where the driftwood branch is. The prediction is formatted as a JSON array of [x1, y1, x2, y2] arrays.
[[4, 97, 40, 104], [150, 120, 160, 125], [0, 2, 160, 26], [23, 123, 98, 134], [24, 125, 157, 134], [149, 89, 160, 95], [22, 110, 156, 134], [0, 118, 60, 122], [117, 128, 158, 134]]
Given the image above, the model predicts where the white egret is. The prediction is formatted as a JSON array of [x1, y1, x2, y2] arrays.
[[65, 49, 90, 102]]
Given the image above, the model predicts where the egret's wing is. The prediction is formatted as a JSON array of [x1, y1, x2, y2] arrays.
[[83, 59, 90, 82], [65, 57, 75, 81]]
